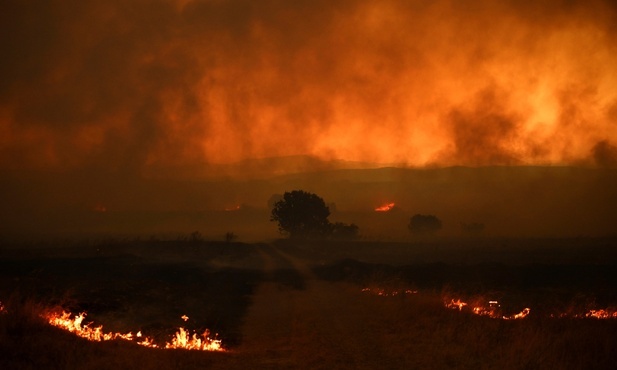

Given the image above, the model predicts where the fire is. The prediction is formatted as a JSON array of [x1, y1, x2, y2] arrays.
[[362, 287, 417, 297], [445, 298, 530, 320], [552, 309, 617, 319], [584, 309, 617, 319], [446, 299, 468, 311], [374, 202, 395, 212], [224, 205, 241, 211], [43, 311, 224, 351], [165, 327, 223, 351]]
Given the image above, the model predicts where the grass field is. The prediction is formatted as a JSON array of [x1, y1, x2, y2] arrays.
[[1, 237, 617, 369]]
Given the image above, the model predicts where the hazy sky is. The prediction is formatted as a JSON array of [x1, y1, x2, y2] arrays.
[[2, 0, 617, 176]]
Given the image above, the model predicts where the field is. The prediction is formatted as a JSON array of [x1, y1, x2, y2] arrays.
[[1, 237, 617, 369]]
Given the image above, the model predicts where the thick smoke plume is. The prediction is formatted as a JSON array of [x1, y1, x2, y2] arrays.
[[1, 0, 617, 174]]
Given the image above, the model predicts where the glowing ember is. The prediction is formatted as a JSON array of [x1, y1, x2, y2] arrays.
[[445, 298, 530, 320], [43, 310, 224, 351], [584, 309, 617, 319], [0, 301, 5, 313], [374, 202, 395, 212], [361, 287, 418, 297], [181, 315, 189, 322], [446, 299, 468, 311]]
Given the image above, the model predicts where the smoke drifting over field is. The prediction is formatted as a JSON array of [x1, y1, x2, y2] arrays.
[[2, 0, 617, 173], [2, 1, 617, 240]]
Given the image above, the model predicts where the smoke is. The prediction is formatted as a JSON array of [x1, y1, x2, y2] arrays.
[[1, 0, 617, 175]]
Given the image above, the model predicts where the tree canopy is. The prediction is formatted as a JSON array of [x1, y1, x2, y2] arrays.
[[408, 214, 442, 235], [271, 190, 331, 239], [270, 190, 358, 240]]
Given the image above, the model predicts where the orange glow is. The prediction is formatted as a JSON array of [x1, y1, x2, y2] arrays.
[[224, 205, 241, 211], [374, 203, 396, 212], [445, 298, 530, 320], [44, 310, 224, 351], [93, 204, 107, 213], [446, 299, 468, 311], [361, 287, 418, 297], [2, 1, 617, 173], [583, 309, 617, 319]]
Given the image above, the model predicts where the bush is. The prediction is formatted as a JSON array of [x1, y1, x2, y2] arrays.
[[408, 214, 442, 235]]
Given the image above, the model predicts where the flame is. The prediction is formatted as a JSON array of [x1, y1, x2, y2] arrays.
[[165, 327, 223, 351], [374, 202, 396, 212], [224, 205, 241, 211], [362, 287, 417, 297], [446, 299, 468, 311], [43, 310, 224, 351], [551, 309, 617, 319], [584, 309, 617, 319], [445, 298, 531, 320]]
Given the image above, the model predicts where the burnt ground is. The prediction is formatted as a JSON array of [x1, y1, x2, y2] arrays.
[[1, 238, 617, 369]]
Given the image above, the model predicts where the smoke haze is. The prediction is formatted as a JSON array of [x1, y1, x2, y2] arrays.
[[2, 1, 617, 240], [2, 0, 617, 173]]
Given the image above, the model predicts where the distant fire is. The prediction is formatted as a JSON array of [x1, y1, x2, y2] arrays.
[[224, 205, 241, 211], [44, 310, 224, 351], [363, 288, 616, 320], [445, 298, 531, 319], [551, 309, 617, 319], [361, 287, 418, 297], [374, 202, 396, 212]]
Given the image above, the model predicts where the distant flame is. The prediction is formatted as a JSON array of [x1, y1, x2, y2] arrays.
[[374, 202, 395, 212], [445, 298, 530, 320], [362, 287, 417, 297], [446, 299, 468, 311], [43, 310, 224, 351], [224, 205, 241, 211]]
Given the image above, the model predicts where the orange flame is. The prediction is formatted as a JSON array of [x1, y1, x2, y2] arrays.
[[446, 298, 530, 320], [43, 310, 224, 351], [446, 299, 468, 311], [374, 202, 395, 212], [362, 287, 417, 297], [584, 309, 617, 319]]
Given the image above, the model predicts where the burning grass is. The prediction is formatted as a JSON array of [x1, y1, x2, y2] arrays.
[[43, 310, 223, 351], [2, 238, 617, 369]]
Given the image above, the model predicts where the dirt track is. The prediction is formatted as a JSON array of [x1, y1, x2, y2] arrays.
[[212, 244, 402, 370]]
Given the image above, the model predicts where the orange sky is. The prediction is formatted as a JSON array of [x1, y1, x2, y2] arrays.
[[1, 0, 617, 175]]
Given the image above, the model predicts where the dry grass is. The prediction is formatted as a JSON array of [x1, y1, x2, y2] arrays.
[[1, 238, 617, 369]]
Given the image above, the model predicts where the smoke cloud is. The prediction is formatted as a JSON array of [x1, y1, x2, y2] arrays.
[[1, 0, 617, 175]]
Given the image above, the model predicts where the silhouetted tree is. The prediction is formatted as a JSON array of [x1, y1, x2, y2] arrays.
[[329, 222, 359, 240], [408, 214, 442, 235], [271, 190, 331, 239]]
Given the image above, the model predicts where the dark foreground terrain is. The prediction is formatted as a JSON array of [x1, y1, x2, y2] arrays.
[[1, 237, 617, 369]]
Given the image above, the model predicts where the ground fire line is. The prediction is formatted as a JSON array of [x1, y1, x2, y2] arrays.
[[360, 288, 617, 320], [43, 310, 224, 351]]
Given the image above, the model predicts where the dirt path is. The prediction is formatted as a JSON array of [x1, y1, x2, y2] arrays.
[[211, 244, 402, 369]]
